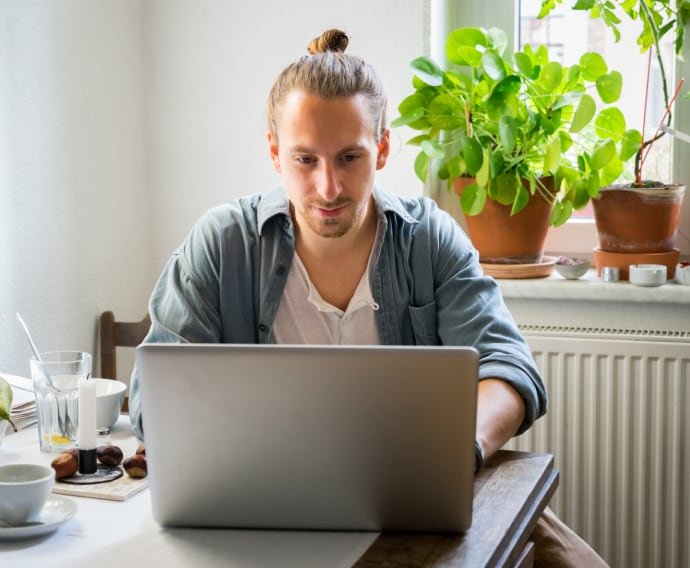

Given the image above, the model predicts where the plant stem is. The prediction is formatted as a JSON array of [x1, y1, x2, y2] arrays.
[[635, 0, 673, 182], [638, 48, 653, 185]]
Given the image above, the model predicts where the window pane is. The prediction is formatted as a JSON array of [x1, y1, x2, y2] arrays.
[[518, 0, 675, 219]]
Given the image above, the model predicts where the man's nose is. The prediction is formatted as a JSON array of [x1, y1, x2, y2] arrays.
[[316, 163, 341, 202]]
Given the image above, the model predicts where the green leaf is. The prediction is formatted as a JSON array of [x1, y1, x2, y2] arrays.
[[460, 183, 487, 216], [447, 155, 467, 178], [552, 91, 583, 111], [590, 138, 617, 170], [414, 151, 429, 182], [446, 27, 487, 66], [570, 93, 596, 133], [461, 135, 484, 176], [493, 74, 522, 95], [410, 56, 444, 86], [421, 139, 445, 159], [494, 173, 519, 206], [427, 93, 466, 130], [486, 27, 509, 55], [498, 115, 517, 153], [476, 149, 490, 188], [550, 201, 573, 227], [405, 134, 431, 146], [539, 61, 563, 92], [482, 49, 507, 81], [595, 107, 626, 141], [571, 179, 591, 209], [511, 183, 530, 215], [620, 129, 643, 161], [544, 137, 561, 174], [600, 155, 623, 186], [513, 52, 533, 77], [390, 108, 425, 128], [0, 376, 17, 432], [586, 171, 601, 198], [596, 71, 622, 103], [579, 52, 608, 81], [538, 0, 557, 18]]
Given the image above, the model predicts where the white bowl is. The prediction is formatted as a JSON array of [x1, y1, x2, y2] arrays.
[[92, 379, 127, 429], [629, 264, 667, 287], [675, 262, 690, 285]]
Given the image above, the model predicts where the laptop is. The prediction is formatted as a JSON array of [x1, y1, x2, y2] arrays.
[[135, 343, 479, 532]]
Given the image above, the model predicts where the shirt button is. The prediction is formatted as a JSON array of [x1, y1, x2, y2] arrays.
[[276, 265, 286, 276], [259, 323, 268, 333]]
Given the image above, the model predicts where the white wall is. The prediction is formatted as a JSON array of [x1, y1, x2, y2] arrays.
[[0, 0, 427, 378], [1, 0, 152, 377], [145, 0, 427, 263]]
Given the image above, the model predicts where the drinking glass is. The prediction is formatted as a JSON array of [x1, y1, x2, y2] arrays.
[[30, 351, 92, 453]]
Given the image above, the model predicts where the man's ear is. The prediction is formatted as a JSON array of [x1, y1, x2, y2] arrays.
[[267, 132, 281, 172], [376, 129, 391, 170]]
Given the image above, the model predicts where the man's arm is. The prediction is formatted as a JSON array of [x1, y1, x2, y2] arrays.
[[475, 378, 526, 459]]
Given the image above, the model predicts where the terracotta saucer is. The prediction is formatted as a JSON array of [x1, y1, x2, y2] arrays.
[[593, 248, 679, 280], [481, 256, 557, 279]]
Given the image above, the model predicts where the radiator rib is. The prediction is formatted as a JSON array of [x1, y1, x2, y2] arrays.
[[507, 329, 690, 568]]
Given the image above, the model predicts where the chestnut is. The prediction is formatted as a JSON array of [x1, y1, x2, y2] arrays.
[[135, 442, 145, 455], [51, 451, 78, 479], [123, 454, 147, 478], [97, 444, 124, 466]]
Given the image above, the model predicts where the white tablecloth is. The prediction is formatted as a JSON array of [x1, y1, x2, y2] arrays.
[[0, 416, 377, 567]]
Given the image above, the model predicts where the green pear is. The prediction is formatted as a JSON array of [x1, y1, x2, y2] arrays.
[[0, 376, 17, 432]]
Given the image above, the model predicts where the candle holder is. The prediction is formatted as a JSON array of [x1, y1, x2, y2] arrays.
[[59, 464, 123, 485]]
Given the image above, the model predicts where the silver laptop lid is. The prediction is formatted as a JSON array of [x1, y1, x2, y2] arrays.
[[136, 343, 478, 532]]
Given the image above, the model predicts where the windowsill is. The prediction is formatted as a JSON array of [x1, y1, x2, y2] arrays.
[[497, 269, 690, 304], [496, 269, 690, 332]]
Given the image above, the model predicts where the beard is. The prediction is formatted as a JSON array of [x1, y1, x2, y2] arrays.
[[299, 197, 366, 239]]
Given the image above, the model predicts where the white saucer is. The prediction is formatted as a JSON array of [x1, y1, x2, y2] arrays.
[[0, 495, 77, 540]]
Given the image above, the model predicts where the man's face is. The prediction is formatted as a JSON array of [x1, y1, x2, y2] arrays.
[[268, 91, 389, 240]]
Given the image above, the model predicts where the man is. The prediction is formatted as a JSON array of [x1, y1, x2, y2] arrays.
[[129, 29, 606, 567]]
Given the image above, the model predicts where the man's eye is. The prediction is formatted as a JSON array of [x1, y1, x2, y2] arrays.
[[296, 156, 315, 165], [341, 154, 360, 162]]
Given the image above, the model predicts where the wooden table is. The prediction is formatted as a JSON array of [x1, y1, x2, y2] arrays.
[[357, 451, 558, 568], [1, 417, 556, 568]]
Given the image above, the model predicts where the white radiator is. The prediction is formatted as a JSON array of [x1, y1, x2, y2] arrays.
[[504, 326, 690, 568]]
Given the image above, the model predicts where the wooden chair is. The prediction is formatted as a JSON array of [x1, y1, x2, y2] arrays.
[[99, 311, 151, 412]]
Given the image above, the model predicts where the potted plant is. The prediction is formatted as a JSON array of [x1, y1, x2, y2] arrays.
[[392, 26, 635, 265], [538, 1, 688, 278]]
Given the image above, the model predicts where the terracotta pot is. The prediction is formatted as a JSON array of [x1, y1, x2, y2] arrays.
[[454, 177, 554, 264], [592, 184, 685, 253]]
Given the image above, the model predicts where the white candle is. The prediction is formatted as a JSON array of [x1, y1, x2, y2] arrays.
[[78, 378, 97, 449]]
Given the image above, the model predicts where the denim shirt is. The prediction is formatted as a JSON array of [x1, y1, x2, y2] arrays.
[[129, 185, 547, 439]]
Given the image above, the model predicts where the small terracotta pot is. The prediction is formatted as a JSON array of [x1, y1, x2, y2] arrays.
[[592, 184, 685, 253], [455, 177, 554, 264]]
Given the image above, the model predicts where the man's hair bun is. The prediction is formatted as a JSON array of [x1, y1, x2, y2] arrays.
[[307, 29, 349, 55]]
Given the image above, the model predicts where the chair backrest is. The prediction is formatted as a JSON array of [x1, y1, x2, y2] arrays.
[[99, 311, 151, 412]]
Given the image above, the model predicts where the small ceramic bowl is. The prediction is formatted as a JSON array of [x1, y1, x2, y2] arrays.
[[629, 264, 667, 287], [554, 257, 590, 280], [675, 262, 690, 285], [92, 379, 127, 430]]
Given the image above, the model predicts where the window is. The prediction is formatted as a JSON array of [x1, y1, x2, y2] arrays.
[[432, 0, 689, 257]]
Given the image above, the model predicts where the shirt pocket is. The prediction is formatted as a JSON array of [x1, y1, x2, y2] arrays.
[[408, 301, 439, 345]]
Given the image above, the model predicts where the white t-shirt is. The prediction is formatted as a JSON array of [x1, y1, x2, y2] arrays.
[[272, 250, 381, 345]]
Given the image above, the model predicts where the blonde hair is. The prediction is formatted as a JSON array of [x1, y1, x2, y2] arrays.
[[267, 29, 388, 142]]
